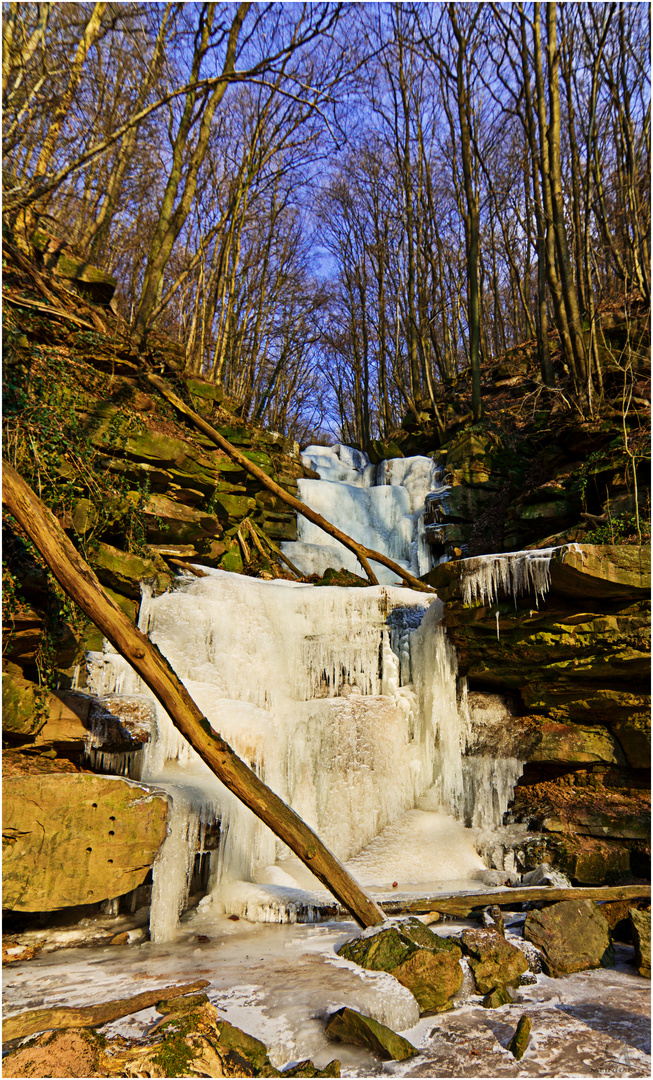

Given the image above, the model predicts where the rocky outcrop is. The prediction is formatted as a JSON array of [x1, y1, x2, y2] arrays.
[[524, 899, 613, 976], [2, 773, 168, 911], [430, 544, 650, 885], [630, 907, 651, 978]]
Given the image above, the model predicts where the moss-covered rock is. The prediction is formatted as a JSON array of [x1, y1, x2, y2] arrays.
[[325, 1007, 418, 1061], [2, 662, 45, 736], [52, 254, 117, 304], [524, 899, 613, 977], [508, 1016, 532, 1059], [458, 928, 528, 994], [481, 986, 513, 1008], [94, 542, 172, 600], [338, 922, 463, 1014]]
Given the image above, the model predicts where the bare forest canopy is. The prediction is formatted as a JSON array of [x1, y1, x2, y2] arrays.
[[3, 2, 650, 445]]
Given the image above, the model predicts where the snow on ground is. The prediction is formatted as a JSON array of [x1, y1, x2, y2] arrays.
[[2, 916, 650, 1077]]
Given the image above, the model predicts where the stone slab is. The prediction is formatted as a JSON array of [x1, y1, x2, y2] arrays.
[[2, 774, 169, 911]]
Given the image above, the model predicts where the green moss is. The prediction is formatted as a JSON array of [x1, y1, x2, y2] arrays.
[[153, 1013, 199, 1077]]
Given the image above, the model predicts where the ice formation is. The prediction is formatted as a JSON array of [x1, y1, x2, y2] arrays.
[[460, 547, 559, 608], [82, 445, 530, 940], [281, 443, 449, 584]]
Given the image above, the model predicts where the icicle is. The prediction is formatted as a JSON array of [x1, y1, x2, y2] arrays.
[[495, 610, 501, 641], [460, 546, 567, 608]]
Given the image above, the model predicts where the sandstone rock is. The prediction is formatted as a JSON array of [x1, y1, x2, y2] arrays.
[[458, 928, 528, 994], [2, 663, 45, 736], [3, 1029, 102, 1077], [550, 544, 650, 599], [338, 922, 463, 1013], [508, 1015, 532, 1060], [629, 907, 651, 978], [94, 542, 171, 600], [481, 986, 512, 1008], [521, 863, 572, 888], [549, 836, 631, 885], [524, 899, 613, 977], [213, 1018, 273, 1072], [140, 492, 224, 545], [529, 722, 621, 765], [325, 1006, 418, 1060], [610, 712, 651, 769], [2, 774, 168, 911], [390, 945, 463, 1013], [53, 253, 117, 304], [282, 1061, 340, 1077]]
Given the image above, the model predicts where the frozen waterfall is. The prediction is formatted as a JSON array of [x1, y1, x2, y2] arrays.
[[281, 444, 449, 584], [81, 445, 533, 941]]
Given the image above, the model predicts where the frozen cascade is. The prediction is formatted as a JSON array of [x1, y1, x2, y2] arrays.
[[281, 443, 449, 584], [87, 574, 488, 937], [80, 447, 556, 940]]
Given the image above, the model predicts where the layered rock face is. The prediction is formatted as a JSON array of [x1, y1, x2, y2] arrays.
[[430, 544, 651, 885]]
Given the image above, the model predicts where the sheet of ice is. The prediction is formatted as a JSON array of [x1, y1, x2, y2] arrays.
[[1, 919, 421, 1072], [3, 926, 649, 1077], [282, 444, 447, 583], [344, 809, 485, 886]]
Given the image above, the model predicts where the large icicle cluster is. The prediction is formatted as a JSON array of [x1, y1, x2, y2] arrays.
[[460, 547, 560, 608], [81, 447, 536, 939]]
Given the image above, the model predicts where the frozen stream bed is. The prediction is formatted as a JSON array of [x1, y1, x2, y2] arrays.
[[3, 916, 649, 1077]]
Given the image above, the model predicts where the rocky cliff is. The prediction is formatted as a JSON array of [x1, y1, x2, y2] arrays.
[[430, 544, 650, 886]]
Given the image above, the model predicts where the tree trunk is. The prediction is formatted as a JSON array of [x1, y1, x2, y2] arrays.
[[3, 462, 387, 930], [546, 2, 588, 387], [3, 981, 210, 1043]]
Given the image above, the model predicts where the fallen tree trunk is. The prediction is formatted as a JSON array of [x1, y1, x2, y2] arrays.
[[145, 371, 435, 594], [2, 979, 209, 1042], [2, 461, 386, 931], [379, 883, 651, 918]]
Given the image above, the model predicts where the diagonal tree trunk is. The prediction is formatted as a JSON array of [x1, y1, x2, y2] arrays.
[[144, 371, 436, 593]]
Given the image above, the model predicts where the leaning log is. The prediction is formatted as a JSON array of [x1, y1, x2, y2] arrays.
[[2, 980, 210, 1042], [145, 371, 435, 593], [2, 462, 386, 930], [379, 884, 651, 918]]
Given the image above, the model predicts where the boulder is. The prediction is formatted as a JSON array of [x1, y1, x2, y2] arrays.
[[524, 899, 613, 977], [481, 986, 512, 1008], [140, 492, 224, 545], [325, 1006, 418, 1061], [508, 1016, 532, 1060], [337, 921, 463, 1013], [282, 1062, 340, 1077], [2, 663, 45, 737], [2, 773, 169, 910], [458, 929, 528, 994], [629, 907, 651, 978], [521, 863, 572, 888], [52, 253, 117, 305]]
